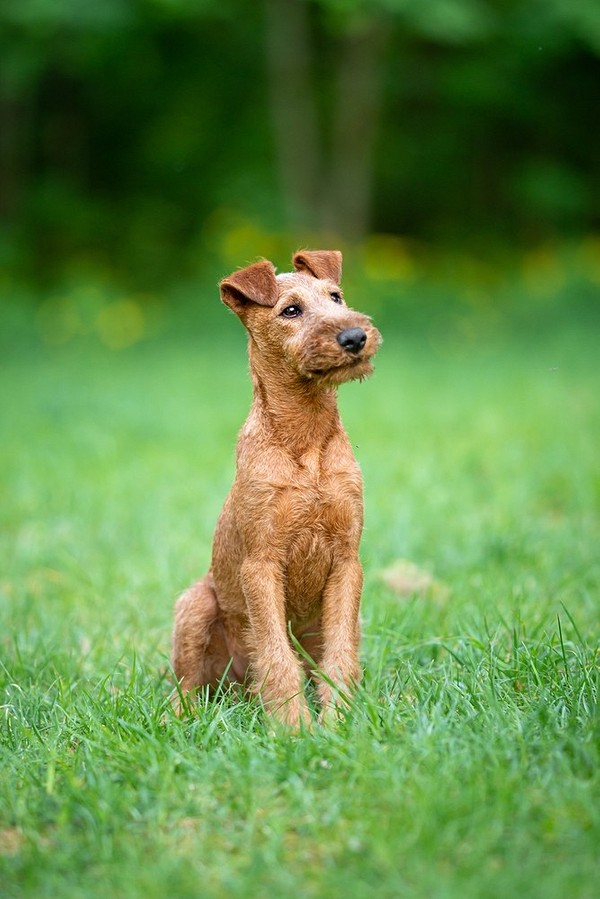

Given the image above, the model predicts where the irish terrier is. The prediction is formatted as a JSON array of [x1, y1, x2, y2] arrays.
[[172, 250, 381, 726]]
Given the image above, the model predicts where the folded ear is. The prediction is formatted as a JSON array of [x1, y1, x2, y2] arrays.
[[293, 250, 342, 284], [220, 260, 278, 314]]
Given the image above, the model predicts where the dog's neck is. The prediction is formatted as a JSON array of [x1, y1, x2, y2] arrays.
[[248, 349, 340, 457]]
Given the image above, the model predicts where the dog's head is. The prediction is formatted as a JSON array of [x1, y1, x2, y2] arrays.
[[220, 250, 381, 387]]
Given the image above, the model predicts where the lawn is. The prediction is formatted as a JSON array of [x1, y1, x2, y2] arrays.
[[1, 284, 599, 898]]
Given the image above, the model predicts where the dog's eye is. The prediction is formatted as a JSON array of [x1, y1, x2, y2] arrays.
[[330, 292, 343, 304], [281, 305, 302, 318]]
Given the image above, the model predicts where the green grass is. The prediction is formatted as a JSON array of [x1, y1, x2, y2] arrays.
[[1, 301, 599, 898]]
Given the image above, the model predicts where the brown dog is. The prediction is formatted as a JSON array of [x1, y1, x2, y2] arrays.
[[172, 250, 381, 726]]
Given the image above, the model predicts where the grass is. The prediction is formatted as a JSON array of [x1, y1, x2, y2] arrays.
[[1, 292, 599, 898]]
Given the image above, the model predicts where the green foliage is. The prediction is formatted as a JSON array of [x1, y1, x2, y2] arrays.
[[0, 0, 598, 283]]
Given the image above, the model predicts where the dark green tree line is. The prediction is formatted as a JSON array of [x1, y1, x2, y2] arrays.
[[0, 0, 598, 283]]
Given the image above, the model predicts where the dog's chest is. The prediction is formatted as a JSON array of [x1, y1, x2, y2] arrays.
[[282, 451, 360, 534], [280, 464, 361, 619], [284, 529, 331, 620]]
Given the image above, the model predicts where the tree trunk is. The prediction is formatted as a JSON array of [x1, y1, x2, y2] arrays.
[[264, 0, 322, 228], [264, 0, 387, 241], [322, 22, 387, 241], [0, 90, 30, 221]]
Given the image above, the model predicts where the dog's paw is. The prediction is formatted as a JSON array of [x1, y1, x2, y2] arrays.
[[268, 696, 313, 732]]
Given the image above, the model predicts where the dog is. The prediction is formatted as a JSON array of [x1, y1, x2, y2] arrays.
[[172, 250, 381, 726]]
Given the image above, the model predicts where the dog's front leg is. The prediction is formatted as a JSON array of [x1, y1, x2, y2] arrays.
[[317, 554, 363, 718], [240, 556, 311, 729]]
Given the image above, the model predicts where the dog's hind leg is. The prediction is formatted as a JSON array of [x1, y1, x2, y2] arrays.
[[171, 574, 230, 704]]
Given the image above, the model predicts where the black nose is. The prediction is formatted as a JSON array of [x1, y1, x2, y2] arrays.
[[337, 327, 367, 354]]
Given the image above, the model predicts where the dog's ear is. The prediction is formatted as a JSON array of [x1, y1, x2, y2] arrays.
[[220, 260, 278, 314], [293, 250, 342, 284]]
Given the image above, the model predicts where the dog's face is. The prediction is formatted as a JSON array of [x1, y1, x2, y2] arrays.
[[220, 251, 381, 388], [272, 270, 380, 387]]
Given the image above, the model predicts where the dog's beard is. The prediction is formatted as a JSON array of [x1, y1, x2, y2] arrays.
[[285, 326, 380, 388], [301, 356, 375, 387]]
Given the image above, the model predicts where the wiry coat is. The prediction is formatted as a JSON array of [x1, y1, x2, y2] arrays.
[[172, 250, 381, 726]]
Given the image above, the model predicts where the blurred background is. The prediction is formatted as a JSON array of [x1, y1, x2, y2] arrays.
[[1, 0, 599, 345], [2, 6, 600, 891]]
